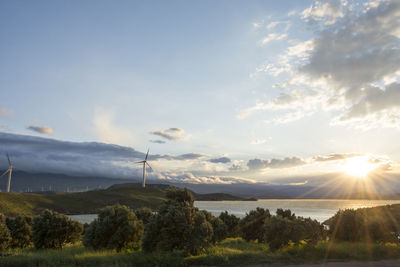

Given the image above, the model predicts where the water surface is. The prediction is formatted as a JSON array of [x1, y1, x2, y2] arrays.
[[68, 199, 400, 224], [195, 199, 400, 222]]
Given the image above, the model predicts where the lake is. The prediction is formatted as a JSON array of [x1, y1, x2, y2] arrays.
[[68, 199, 400, 224], [195, 199, 400, 222]]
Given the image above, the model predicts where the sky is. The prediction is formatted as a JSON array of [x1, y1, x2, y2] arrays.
[[0, 0, 399, 185]]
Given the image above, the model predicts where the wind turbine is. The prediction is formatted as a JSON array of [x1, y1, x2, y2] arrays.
[[0, 153, 14, 192], [136, 149, 153, 188]]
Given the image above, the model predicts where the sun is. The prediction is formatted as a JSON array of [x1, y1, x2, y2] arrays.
[[344, 156, 376, 178]]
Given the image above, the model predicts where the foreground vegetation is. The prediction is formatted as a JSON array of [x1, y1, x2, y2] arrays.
[[2, 187, 400, 266], [2, 239, 400, 267]]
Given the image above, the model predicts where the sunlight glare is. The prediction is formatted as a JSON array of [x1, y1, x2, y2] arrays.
[[344, 156, 376, 178]]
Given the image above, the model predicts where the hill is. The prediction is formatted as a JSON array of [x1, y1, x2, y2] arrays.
[[0, 183, 248, 217]]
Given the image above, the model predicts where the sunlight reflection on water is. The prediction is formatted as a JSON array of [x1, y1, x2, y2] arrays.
[[68, 199, 400, 224], [194, 199, 400, 222]]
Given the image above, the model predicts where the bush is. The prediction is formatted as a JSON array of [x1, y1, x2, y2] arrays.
[[219, 211, 240, 237], [134, 207, 154, 225], [83, 204, 143, 251], [264, 211, 325, 250], [210, 217, 228, 244], [142, 187, 213, 255], [0, 214, 11, 250], [327, 208, 399, 243], [239, 207, 271, 242], [33, 210, 83, 249], [6, 215, 32, 248]]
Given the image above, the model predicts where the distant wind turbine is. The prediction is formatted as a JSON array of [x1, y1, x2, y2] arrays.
[[136, 149, 153, 188], [0, 153, 14, 192]]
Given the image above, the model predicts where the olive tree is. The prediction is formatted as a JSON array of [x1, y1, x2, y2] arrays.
[[239, 207, 271, 242], [83, 204, 143, 251], [0, 214, 11, 250], [33, 210, 83, 249], [264, 210, 324, 250], [6, 215, 32, 248], [142, 187, 213, 255]]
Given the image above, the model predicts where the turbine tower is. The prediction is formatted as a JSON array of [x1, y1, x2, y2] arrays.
[[136, 149, 153, 188], [0, 153, 14, 192]]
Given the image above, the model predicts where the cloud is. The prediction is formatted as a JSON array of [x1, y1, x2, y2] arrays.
[[245, 0, 400, 129], [149, 140, 166, 144], [0, 132, 145, 177], [0, 108, 13, 118], [209, 157, 231, 164], [174, 153, 205, 160], [261, 33, 287, 45], [250, 139, 267, 145], [0, 125, 10, 131], [157, 172, 256, 184], [27, 125, 54, 135], [0, 132, 208, 178], [93, 108, 135, 146], [247, 157, 307, 170], [313, 153, 363, 162], [302, 0, 346, 25], [150, 127, 188, 141]]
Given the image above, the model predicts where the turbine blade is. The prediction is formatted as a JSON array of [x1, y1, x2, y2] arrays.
[[136, 161, 145, 163], [0, 169, 9, 178], [145, 148, 149, 161], [6, 153, 11, 166], [146, 162, 154, 172]]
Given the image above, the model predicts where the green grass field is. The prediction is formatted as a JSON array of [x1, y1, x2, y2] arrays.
[[0, 183, 247, 217], [0, 184, 168, 217], [2, 238, 400, 267]]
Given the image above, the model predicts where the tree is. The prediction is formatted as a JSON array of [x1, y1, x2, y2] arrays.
[[33, 210, 83, 249], [264, 216, 293, 250], [0, 214, 11, 250], [142, 187, 213, 255], [276, 208, 296, 220], [6, 215, 33, 248], [210, 217, 228, 244], [327, 209, 362, 242], [219, 211, 240, 237], [83, 204, 143, 251], [134, 207, 154, 225], [264, 211, 325, 250], [326, 208, 397, 243], [239, 207, 271, 242]]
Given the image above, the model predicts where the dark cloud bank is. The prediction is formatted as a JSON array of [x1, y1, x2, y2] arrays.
[[0, 132, 202, 178]]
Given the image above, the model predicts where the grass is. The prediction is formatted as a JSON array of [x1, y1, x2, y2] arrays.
[[0, 185, 169, 217], [0, 183, 246, 217], [2, 238, 400, 266]]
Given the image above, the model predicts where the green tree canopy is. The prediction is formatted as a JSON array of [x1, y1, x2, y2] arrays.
[[142, 187, 213, 255], [0, 214, 11, 250], [33, 210, 82, 249], [6, 215, 32, 248], [83, 204, 143, 251]]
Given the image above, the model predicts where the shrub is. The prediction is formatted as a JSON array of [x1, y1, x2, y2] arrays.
[[327, 209, 364, 242], [134, 207, 154, 225], [239, 207, 271, 242], [327, 208, 399, 243], [210, 217, 228, 244], [83, 204, 143, 251], [142, 187, 213, 255], [0, 214, 11, 250], [6, 215, 32, 248], [219, 211, 240, 237], [33, 210, 83, 249], [264, 211, 325, 250]]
